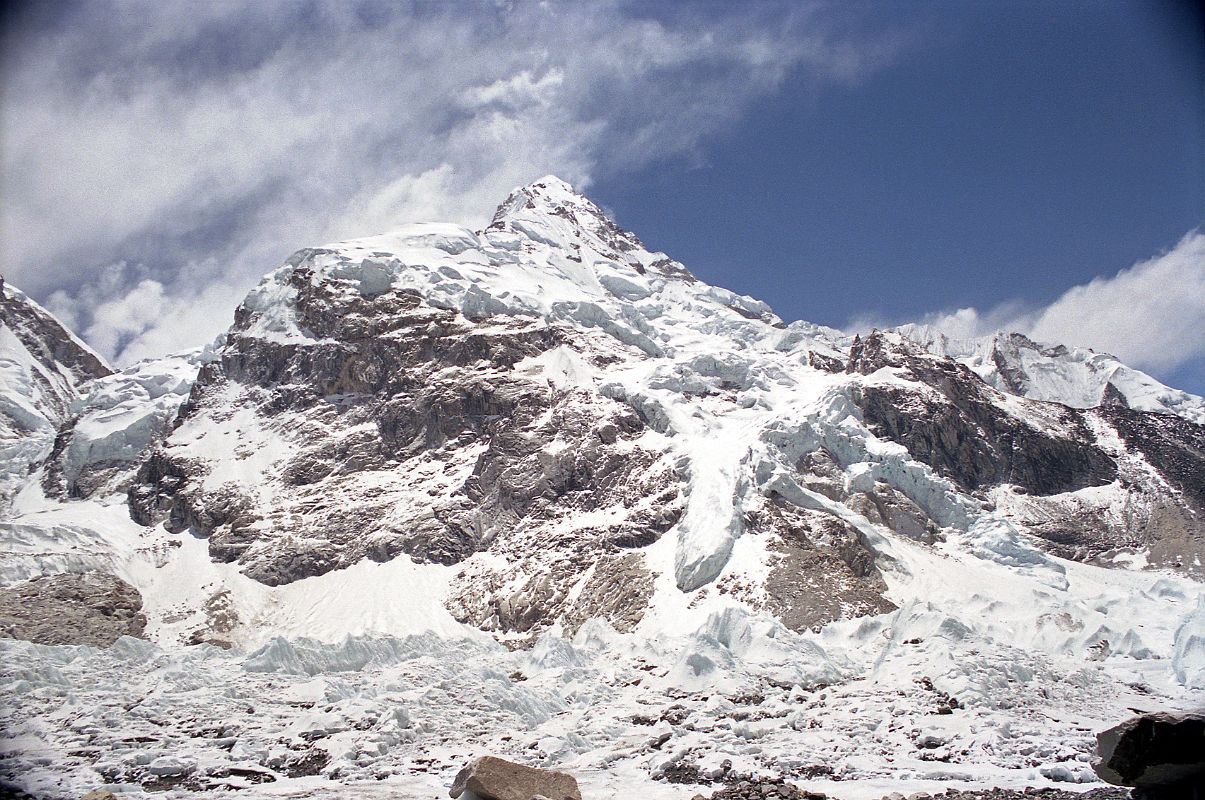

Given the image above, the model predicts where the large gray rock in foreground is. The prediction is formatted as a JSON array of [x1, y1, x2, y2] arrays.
[[450, 755, 581, 800], [1095, 711, 1205, 791]]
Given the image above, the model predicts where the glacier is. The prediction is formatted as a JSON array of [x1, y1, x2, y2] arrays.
[[0, 176, 1202, 798]]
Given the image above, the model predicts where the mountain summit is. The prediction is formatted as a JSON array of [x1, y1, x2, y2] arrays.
[[0, 178, 1202, 797]]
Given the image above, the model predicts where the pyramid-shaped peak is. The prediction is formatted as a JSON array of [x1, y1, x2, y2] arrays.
[[525, 174, 579, 196], [489, 174, 603, 225], [486, 174, 650, 254]]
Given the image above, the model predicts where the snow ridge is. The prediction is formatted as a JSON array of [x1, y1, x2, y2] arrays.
[[0, 178, 1202, 798]]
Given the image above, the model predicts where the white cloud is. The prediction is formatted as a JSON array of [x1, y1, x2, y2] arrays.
[[869, 231, 1205, 376], [1027, 232, 1205, 372], [1, 0, 898, 366]]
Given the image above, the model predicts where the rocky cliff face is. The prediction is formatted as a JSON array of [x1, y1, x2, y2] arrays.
[[2, 177, 1204, 798], [0, 277, 112, 510], [101, 177, 1205, 644], [1, 177, 1203, 646]]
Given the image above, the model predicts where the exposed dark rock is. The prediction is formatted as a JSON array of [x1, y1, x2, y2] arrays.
[[1095, 711, 1205, 791], [449, 755, 581, 800], [700, 778, 828, 800], [281, 749, 330, 778], [1101, 407, 1205, 515], [850, 359, 1116, 497], [841, 332, 1205, 572], [807, 351, 845, 373], [883, 789, 1127, 800], [0, 572, 145, 646], [128, 270, 683, 597]]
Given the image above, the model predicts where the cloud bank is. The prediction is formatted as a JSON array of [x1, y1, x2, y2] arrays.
[[2, 0, 898, 365], [861, 231, 1205, 377]]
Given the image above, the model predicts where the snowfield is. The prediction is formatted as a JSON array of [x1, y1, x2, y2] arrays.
[[0, 177, 1202, 799]]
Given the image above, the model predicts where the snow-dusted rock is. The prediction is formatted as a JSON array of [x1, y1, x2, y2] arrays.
[[899, 326, 1205, 424], [0, 175, 1203, 799]]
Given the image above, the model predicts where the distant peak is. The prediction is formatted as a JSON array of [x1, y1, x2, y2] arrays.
[[489, 175, 599, 226], [487, 174, 649, 251], [527, 174, 577, 195]]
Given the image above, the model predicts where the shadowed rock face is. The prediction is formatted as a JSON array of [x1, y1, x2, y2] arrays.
[[1101, 406, 1205, 515], [0, 572, 145, 646], [0, 277, 111, 396], [848, 332, 1117, 497], [1095, 712, 1205, 790], [846, 332, 1204, 567]]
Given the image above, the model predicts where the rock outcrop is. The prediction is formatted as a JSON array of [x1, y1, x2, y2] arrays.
[[0, 572, 145, 646], [102, 178, 1205, 645], [4, 176, 1203, 652]]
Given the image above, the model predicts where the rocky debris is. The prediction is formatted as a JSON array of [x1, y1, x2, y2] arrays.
[[1095, 711, 1205, 792], [880, 789, 1127, 800], [184, 589, 239, 648], [280, 749, 329, 778], [0, 572, 145, 646], [847, 481, 941, 543], [756, 499, 897, 631], [561, 551, 655, 636], [692, 777, 826, 800], [449, 755, 581, 800]]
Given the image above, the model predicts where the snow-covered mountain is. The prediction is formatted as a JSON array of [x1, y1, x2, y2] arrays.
[[896, 324, 1205, 423], [0, 278, 111, 513], [1, 177, 1202, 798]]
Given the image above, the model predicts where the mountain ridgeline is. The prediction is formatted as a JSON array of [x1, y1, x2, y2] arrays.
[[2, 176, 1201, 648], [3, 177, 1205, 798]]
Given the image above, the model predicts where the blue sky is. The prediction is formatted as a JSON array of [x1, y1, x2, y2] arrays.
[[592, 0, 1204, 392], [2, 0, 1201, 393]]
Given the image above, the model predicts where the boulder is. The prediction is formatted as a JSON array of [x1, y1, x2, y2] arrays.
[[449, 756, 581, 800], [1095, 711, 1205, 792]]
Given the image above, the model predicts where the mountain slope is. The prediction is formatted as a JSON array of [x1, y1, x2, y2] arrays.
[[120, 177, 1204, 646], [0, 277, 111, 511], [0, 177, 1203, 798], [898, 326, 1205, 423]]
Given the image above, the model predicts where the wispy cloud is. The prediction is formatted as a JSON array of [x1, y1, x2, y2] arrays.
[[852, 231, 1205, 377], [2, 0, 899, 365]]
